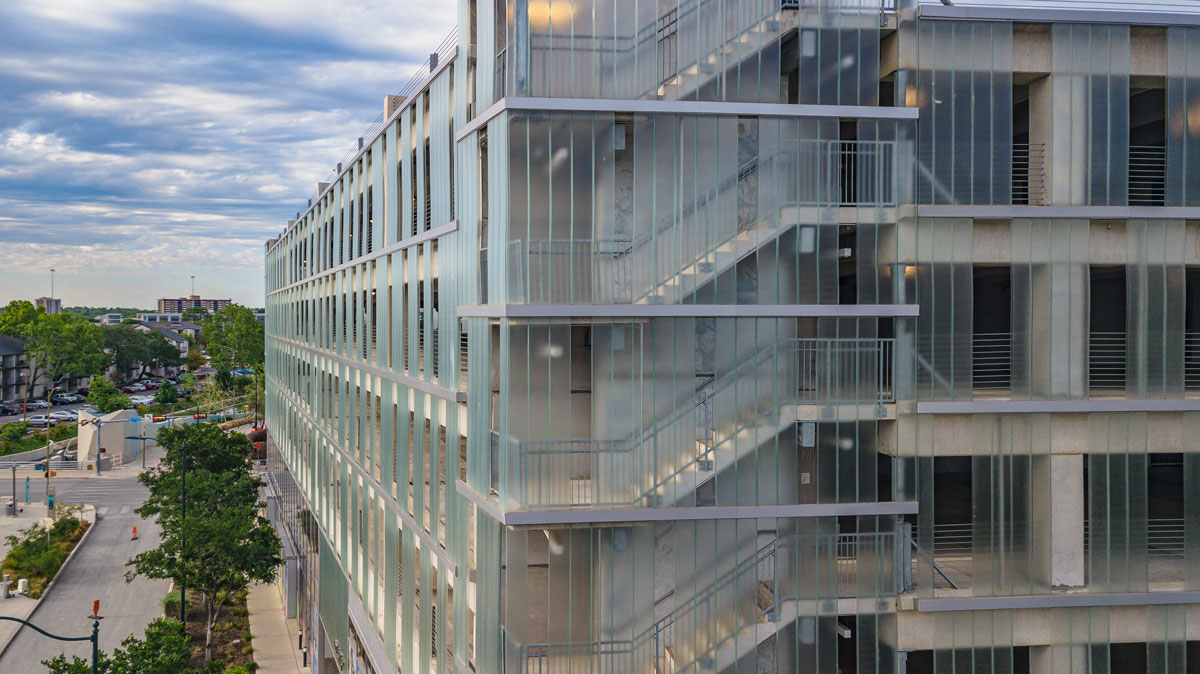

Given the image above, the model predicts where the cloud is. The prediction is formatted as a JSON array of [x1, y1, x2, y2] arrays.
[[0, 0, 457, 306]]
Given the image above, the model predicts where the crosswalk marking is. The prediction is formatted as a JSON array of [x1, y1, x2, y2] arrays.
[[98, 506, 109, 515]]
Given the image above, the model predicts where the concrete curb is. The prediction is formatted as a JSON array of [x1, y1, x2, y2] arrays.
[[0, 510, 97, 661]]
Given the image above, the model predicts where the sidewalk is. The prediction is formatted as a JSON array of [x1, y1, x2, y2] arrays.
[[247, 579, 310, 674], [0, 501, 50, 651]]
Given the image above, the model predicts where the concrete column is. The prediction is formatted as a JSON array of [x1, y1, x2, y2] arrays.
[[1028, 262, 1087, 399], [1030, 644, 1090, 674], [1032, 454, 1085, 589]]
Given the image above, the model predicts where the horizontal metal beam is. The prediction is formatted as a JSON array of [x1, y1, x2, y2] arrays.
[[917, 399, 1200, 414], [457, 304, 920, 319], [267, 334, 466, 403], [457, 480, 917, 526], [268, 220, 458, 296], [457, 96, 919, 143], [915, 592, 1200, 613], [918, 3, 1200, 27], [917, 205, 1200, 220], [267, 375, 459, 575]]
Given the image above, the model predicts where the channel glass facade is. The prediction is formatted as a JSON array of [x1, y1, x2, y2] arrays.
[[265, 1, 1200, 673]]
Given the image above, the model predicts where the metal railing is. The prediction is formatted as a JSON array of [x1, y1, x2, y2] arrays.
[[1186, 333, 1200, 392], [973, 332, 1012, 391], [302, 28, 458, 218], [512, 531, 900, 673], [503, 337, 895, 509], [1129, 145, 1166, 207], [1089, 331, 1126, 392], [1012, 143, 1046, 205], [507, 238, 634, 304]]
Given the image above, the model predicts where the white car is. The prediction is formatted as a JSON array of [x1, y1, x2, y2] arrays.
[[25, 415, 57, 427], [25, 400, 50, 409], [49, 410, 78, 421]]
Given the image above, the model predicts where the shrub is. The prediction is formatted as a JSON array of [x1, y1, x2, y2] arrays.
[[1, 517, 87, 597], [162, 589, 181, 615]]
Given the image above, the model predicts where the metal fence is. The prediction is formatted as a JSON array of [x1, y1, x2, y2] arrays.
[[1089, 331, 1127, 392]]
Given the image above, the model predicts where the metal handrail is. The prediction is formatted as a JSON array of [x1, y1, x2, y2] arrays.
[[1130, 145, 1166, 207], [973, 332, 1012, 391], [1012, 143, 1046, 205], [1089, 331, 1127, 392]]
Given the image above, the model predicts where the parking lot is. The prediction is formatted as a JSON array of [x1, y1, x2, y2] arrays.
[[0, 399, 93, 425]]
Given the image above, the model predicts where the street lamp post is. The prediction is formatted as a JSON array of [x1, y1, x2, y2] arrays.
[[0, 607, 102, 674], [45, 386, 59, 509]]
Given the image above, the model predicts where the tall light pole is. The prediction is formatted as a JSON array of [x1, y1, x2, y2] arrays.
[[50, 268, 55, 301], [45, 386, 59, 508], [190, 275, 195, 296]]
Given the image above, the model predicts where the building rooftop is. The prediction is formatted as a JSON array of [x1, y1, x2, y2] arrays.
[[0, 336, 24, 357]]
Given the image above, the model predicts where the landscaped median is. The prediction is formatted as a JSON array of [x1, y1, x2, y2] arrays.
[[1, 514, 90, 598]]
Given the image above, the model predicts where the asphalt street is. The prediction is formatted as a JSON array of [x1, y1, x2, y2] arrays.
[[0, 477, 170, 671], [0, 401, 93, 425]]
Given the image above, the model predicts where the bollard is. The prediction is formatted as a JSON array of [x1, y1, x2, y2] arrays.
[[131, 526, 138, 541]]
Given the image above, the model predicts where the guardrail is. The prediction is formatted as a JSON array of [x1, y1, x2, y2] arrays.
[[1129, 145, 1166, 207], [0, 460, 81, 471], [1012, 143, 1046, 205]]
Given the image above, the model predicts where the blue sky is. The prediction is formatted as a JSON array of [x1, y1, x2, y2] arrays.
[[0, 0, 455, 309]]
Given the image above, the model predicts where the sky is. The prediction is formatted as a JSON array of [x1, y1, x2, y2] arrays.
[[0, 0, 456, 309]]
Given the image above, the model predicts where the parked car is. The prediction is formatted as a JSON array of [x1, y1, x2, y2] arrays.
[[25, 400, 49, 409], [26, 415, 57, 427], [49, 410, 77, 421], [141, 381, 158, 390]]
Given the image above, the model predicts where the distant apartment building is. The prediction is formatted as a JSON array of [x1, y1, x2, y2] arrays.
[[157, 295, 231, 313], [34, 297, 62, 314], [0, 335, 87, 402], [265, 2, 1200, 674]]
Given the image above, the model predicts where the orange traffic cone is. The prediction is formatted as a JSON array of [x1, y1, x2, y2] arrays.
[[131, 526, 138, 540]]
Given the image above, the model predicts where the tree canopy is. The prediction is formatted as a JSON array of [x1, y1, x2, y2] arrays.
[[42, 618, 198, 674], [181, 306, 210, 324], [102, 325, 185, 381], [202, 305, 263, 375], [0, 300, 108, 398], [86, 375, 132, 413], [127, 424, 280, 663]]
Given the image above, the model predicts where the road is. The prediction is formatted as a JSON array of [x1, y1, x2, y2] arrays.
[[0, 400, 93, 426], [0, 477, 170, 670]]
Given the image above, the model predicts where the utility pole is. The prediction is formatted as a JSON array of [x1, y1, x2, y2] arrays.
[[50, 268, 55, 300], [190, 275, 195, 296]]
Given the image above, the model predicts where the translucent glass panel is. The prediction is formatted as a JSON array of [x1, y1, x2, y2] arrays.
[[914, 20, 1013, 206], [501, 110, 908, 304], [495, 517, 897, 674], [906, 410, 1200, 599], [487, 0, 880, 104], [1050, 24, 1130, 207], [474, 316, 902, 511], [1166, 27, 1200, 207], [1125, 220, 1186, 399]]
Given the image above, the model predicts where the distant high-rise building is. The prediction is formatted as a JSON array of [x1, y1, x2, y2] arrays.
[[156, 295, 231, 313], [264, 2, 1200, 673], [34, 297, 61, 314]]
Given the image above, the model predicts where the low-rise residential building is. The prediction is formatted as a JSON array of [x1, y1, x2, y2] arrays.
[[92, 313, 125, 326], [136, 312, 183, 323]]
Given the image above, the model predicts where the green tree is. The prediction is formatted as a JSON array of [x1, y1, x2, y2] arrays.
[[102, 325, 152, 382], [86, 375, 132, 414], [154, 383, 179, 405], [127, 425, 281, 664], [181, 306, 210, 324], [42, 618, 197, 674], [0, 301, 107, 402], [202, 305, 263, 375], [185, 346, 207, 371], [144, 332, 186, 376]]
